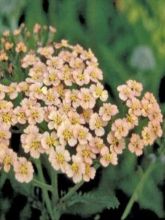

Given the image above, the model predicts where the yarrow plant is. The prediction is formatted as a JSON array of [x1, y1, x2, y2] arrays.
[[0, 24, 163, 219]]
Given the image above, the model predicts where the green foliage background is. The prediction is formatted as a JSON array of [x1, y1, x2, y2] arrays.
[[0, 0, 165, 219]]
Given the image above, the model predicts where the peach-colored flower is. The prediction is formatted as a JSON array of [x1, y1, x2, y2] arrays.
[[26, 106, 44, 124], [48, 110, 66, 130], [0, 50, 8, 61], [90, 83, 108, 102], [18, 81, 29, 94], [107, 131, 125, 154], [126, 97, 141, 116], [78, 88, 96, 109], [84, 66, 103, 83], [0, 110, 16, 127], [128, 134, 144, 156], [64, 89, 80, 109], [66, 155, 85, 183], [111, 119, 129, 139], [148, 121, 163, 138], [15, 41, 27, 53], [81, 109, 93, 123], [43, 67, 60, 86], [141, 126, 155, 146], [13, 157, 34, 183], [0, 100, 13, 111], [0, 124, 11, 146], [4, 41, 13, 50], [125, 113, 138, 130], [126, 80, 143, 97], [37, 46, 54, 58], [0, 148, 17, 172], [57, 121, 77, 147], [147, 104, 163, 123], [83, 163, 96, 182], [27, 61, 46, 83], [14, 106, 27, 124], [57, 65, 73, 86], [41, 131, 59, 153], [28, 82, 44, 100], [117, 84, 133, 101], [67, 111, 85, 125], [89, 137, 105, 154], [6, 82, 18, 100], [76, 144, 96, 164], [72, 69, 90, 86], [70, 57, 85, 70], [46, 56, 63, 69], [74, 125, 91, 145], [89, 113, 107, 136], [100, 147, 118, 167], [23, 125, 39, 135], [0, 84, 6, 100], [21, 53, 39, 68], [99, 103, 118, 121], [49, 146, 70, 172], [21, 132, 43, 158], [42, 87, 60, 106]]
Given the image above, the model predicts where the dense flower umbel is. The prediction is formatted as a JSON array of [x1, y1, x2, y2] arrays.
[[0, 25, 163, 183]]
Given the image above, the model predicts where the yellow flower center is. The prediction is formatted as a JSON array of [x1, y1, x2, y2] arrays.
[[0, 131, 6, 139], [19, 165, 28, 175], [46, 136, 58, 147], [2, 113, 12, 123], [79, 130, 86, 139], [95, 118, 102, 129], [71, 163, 79, 173], [82, 149, 90, 158], [31, 140, 40, 150], [3, 155, 12, 166], [56, 153, 64, 164], [63, 129, 72, 140]]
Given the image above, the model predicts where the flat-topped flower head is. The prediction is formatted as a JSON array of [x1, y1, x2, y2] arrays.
[[0, 24, 163, 184]]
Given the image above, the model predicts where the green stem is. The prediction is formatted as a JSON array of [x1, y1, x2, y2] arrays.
[[121, 162, 155, 220], [35, 160, 54, 220], [33, 178, 53, 192], [60, 181, 84, 203], [51, 169, 60, 219], [51, 169, 59, 204]]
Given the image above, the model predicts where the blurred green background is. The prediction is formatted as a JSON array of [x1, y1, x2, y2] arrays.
[[0, 0, 165, 107]]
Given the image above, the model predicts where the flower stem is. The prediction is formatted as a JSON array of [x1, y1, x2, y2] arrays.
[[60, 181, 84, 203], [121, 162, 155, 220], [35, 160, 54, 220], [33, 178, 53, 192], [51, 169, 59, 204]]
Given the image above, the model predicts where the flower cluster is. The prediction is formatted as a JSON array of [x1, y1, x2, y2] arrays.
[[0, 25, 163, 184]]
